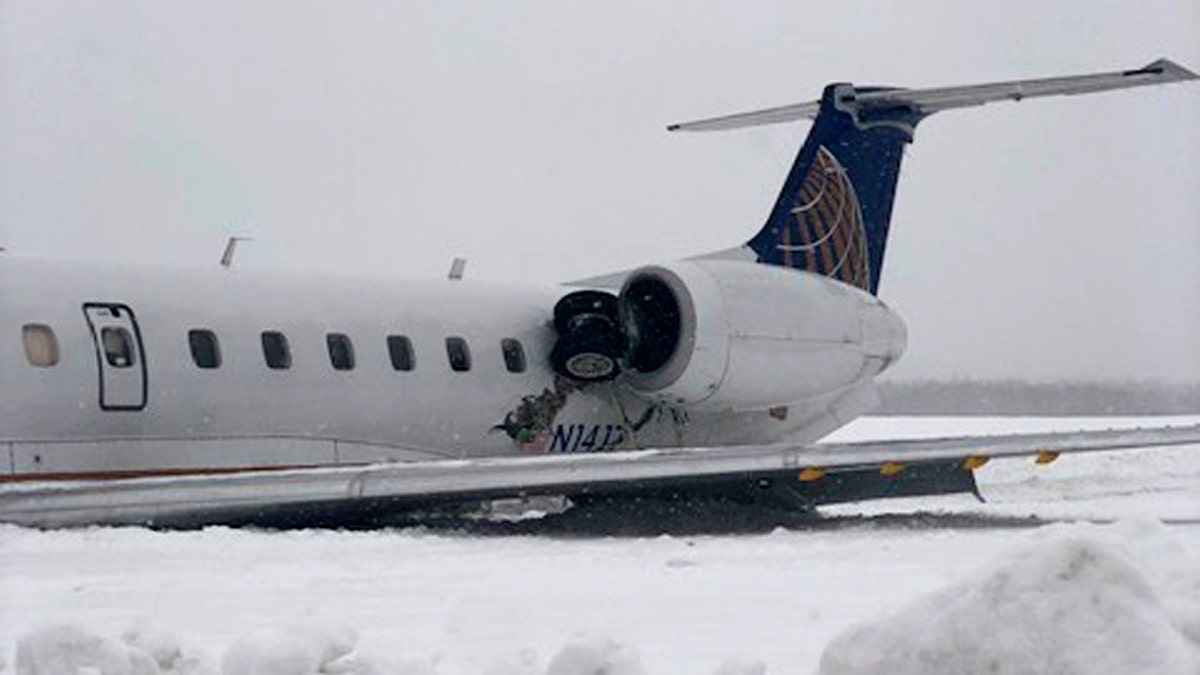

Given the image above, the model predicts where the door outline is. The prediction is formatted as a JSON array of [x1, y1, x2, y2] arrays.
[[83, 303, 148, 411]]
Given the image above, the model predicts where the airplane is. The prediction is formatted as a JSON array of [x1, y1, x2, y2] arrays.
[[2, 59, 1198, 528]]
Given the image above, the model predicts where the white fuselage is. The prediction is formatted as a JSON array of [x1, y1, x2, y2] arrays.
[[0, 258, 902, 480]]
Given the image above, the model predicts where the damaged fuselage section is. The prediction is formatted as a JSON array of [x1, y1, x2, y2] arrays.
[[497, 258, 906, 453]]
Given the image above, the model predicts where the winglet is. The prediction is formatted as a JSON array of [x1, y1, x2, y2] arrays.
[[1126, 58, 1198, 79]]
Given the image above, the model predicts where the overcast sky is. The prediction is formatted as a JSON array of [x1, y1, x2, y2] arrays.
[[2, 1, 1197, 383]]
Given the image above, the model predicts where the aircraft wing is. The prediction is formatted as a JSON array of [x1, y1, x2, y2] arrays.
[[2, 424, 1198, 528]]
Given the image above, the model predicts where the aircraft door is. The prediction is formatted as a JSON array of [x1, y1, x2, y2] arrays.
[[83, 303, 148, 411]]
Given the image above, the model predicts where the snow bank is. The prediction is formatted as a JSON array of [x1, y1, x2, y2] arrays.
[[14, 622, 419, 675], [12, 520, 1196, 675], [710, 658, 766, 675], [221, 624, 365, 675], [219, 622, 440, 675], [816, 518, 1200, 675], [543, 638, 644, 675], [479, 637, 764, 675], [15, 628, 756, 675], [15, 623, 210, 675]]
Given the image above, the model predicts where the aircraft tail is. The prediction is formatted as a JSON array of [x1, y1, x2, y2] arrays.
[[672, 59, 1197, 295]]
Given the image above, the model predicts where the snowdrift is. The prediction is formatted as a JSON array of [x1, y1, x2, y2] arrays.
[[816, 518, 1200, 675], [12, 623, 765, 675], [11, 520, 1197, 675], [16, 623, 208, 675]]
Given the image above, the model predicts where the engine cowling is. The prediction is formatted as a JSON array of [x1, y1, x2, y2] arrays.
[[616, 259, 906, 412]]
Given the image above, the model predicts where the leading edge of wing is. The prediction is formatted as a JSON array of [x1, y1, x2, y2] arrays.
[[3, 424, 1198, 527]]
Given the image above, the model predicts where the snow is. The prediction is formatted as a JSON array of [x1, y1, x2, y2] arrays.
[[221, 624, 367, 675], [2, 417, 1198, 674], [815, 518, 1200, 675], [16, 624, 183, 675], [542, 639, 644, 675]]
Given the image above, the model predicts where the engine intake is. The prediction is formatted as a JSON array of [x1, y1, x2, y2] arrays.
[[551, 259, 906, 411], [621, 274, 682, 374]]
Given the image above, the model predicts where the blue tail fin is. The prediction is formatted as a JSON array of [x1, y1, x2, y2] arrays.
[[746, 84, 925, 295], [670, 59, 1197, 295]]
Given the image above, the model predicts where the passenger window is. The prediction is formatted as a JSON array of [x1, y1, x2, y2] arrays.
[[261, 331, 291, 370], [188, 329, 221, 369], [445, 336, 471, 372], [387, 335, 415, 371], [327, 333, 355, 371], [101, 327, 136, 368], [501, 338, 526, 373], [22, 324, 60, 367]]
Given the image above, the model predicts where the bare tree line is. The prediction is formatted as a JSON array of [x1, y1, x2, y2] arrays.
[[876, 379, 1200, 416]]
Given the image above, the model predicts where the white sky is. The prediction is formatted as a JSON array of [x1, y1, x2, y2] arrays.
[[1, 1, 1197, 383]]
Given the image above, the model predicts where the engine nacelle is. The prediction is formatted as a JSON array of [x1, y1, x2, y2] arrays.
[[617, 259, 906, 412]]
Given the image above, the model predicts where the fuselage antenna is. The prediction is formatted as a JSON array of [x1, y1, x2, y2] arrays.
[[220, 237, 253, 269]]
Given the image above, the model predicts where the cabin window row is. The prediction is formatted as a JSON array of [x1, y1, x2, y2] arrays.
[[20, 323, 527, 375], [195, 330, 527, 373]]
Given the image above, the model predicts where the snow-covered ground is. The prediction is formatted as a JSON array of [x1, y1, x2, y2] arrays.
[[2, 416, 1198, 674]]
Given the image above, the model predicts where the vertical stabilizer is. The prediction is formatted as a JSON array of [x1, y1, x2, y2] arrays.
[[670, 59, 1197, 295], [746, 85, 922, 293]]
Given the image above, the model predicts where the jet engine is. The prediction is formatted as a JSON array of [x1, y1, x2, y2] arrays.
[[551, 259, 906, 412]]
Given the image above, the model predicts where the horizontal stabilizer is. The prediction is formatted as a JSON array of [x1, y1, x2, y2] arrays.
[[668, 58, 1197, 132]]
